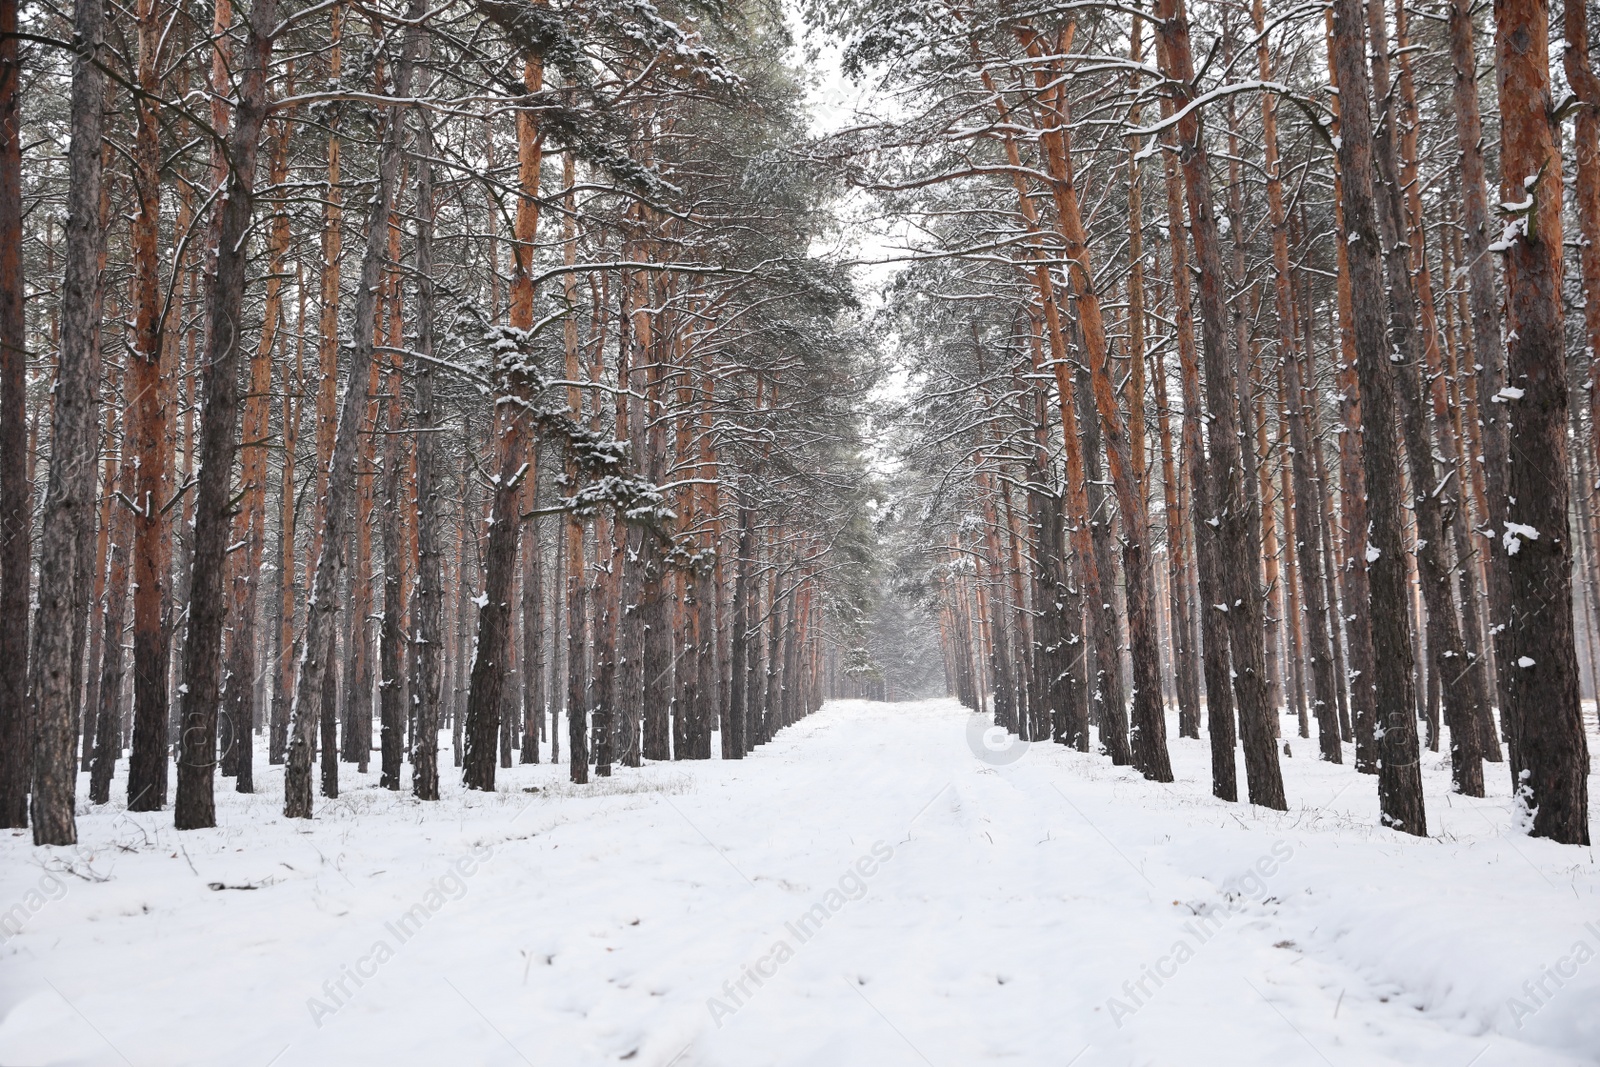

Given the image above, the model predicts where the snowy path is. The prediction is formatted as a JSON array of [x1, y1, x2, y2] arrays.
[[2, 698, 1598, 1066]]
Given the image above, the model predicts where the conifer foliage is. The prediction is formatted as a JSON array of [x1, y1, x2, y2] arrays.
[[3, 0, 879, 838]]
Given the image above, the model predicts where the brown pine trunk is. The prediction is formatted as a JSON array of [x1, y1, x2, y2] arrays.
[[1123, 27, 1153, 707], [171, 0, 227, 747], [671, 332, 703, 757], [464, 57, 544, 792], [74, 142, 111, 773], [591, 295, 621, 774], [500, 585, 518, 769], [615, 287, 645, 767], [1364, 0, 1484, 798], [320, 614, 340, 795], [1436, 216, 1501, 762], [726, 498, 754, 758], [343, 336, 380, 769], [592, 519, 617, 775], [521, 462, 545, 764], [1569, 0, 1600, 575], [1153, 3, 1283, 809], [272, 275, 305, 764], [1396, 2, 1494, 768], [976, 467, 1017, 734], [284, 2, 420, 818], [1074, 363, 1129, 750], [696, 363, 721, 760], [363, 209, 407, 774], [377, 272, 406, 789], [1288, 348, 1340, 761], [0, 0, 28, 829], [409, 69, 442, 799], [1151, 57, 1236, 800], [1297, 272, 1353, 743], [170, 239, 197, 749], [1017, 23, 1167, 778], [1148, 323, 1201, 740], [1322, 34, 1379, 771], [1448, 0, 1512, 727], [82, 377, 118, 773], [89, 556, 128, 805], [452, 419, 475, 766], [676, 555, 705, 753], [1279, 433, 1309, 743], [1019, 321, 1081, 744], [1254, 0, 1339, 760], [170, 0, 278, 830], [548, 475, 563, 763], [1495, 0, 1589, 842], [91, 431, 132, 805], [781, 576, 803, 728], [1220, 68, 1284, 734], [1326, 0, 1427, 833], [222, 111, 289, 793], [764, 567, 787, 740], [125, 0, 173, 812], [85, 370, 118, 787], [972, 46, 1103, 755], [746, 530, 769, 745], [638, 277, 670, 760], [307, 4, 344, 793], [560, 154, 589, 783], [1573, 417, 1600, 705], [1000, 472, 1034, 737]]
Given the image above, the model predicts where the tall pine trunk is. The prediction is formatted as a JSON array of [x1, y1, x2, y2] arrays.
[[409, 69, 443, 801], [1154, 82, 1236, 801], [31, 0, 106, 843], [172, 0, 279, 829], [1495, 0, 1589, 843], [1327, 0, 1427, 833], [463, 58, 543, 792], [125, 0, 174, 812], [284, 2, 421, 818], [1365, 0, 1484, 797], [1019, 24, 1167, 778], [1254, 0, 1339, 761], [1154, 3, 1284, 809], [0, 0, 29, 829], [378, 348, 406, 789], [222, 114, 289, 794], [521, 464, 546, 763]]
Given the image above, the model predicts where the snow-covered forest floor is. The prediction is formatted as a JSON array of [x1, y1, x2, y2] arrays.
[[2, 699, 1597, 1067]]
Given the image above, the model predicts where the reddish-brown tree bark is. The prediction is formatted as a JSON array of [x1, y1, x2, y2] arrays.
[[172, 0, 280, 830], [1151, 86, 1236, 800], [1495, 0, 1590, 843], [125, 0, 173, 812], [284, 2, 421, 818], [1153, 4, 1285, 809], [1018, 23, 1169, 780]]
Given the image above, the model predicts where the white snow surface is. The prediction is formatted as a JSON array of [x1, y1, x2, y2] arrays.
[[2, 698, 1599, 1066]]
